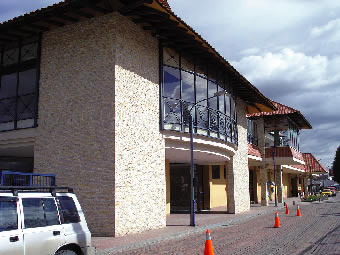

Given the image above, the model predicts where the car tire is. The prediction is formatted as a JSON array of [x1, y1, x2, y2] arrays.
[[55, 250, 78, 255]]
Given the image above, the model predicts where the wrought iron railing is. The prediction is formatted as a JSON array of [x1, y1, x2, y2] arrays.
[[0, 171, 56, 186], [162, 97, 238, 145]]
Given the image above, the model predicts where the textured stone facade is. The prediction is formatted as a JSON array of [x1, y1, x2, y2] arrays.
[[114, 14, 165, 236], [228, 98, 250, 213], [35, 12, 165, 236]]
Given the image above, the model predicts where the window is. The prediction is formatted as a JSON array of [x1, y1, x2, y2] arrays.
[[161, 47, 238, 145], [0, 198, 17, 232], [22, 198, 59, 228], [212, 166, 220, 179], [0, 37, 39, 131], [57, 196, 80, 224]]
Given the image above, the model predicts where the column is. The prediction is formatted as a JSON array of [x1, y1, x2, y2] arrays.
[[275, 165, 283, 203], [227, 158, 236, 213], [303, 175, 308, 197], [260, 166, 268, 206]]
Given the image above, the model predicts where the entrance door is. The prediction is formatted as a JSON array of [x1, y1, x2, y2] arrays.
[[170, 164, 205, 212], [291, 177, 298, 197], [249, 170, 255, 203]]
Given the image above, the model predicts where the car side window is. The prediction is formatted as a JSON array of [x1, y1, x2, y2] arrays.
[[0, 198, 17, 232], [57, 196, 80, 224], [22, 198, 60, 228]]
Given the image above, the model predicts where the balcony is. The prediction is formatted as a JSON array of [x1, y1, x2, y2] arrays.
[[265, 146, 304, 165]]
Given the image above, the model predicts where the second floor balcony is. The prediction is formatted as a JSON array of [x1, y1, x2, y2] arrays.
[[265, 146, 305, 166]]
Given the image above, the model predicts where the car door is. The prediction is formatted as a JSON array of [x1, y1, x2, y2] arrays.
[[21, 197, 66, 255], [0, 196, 24, 255]]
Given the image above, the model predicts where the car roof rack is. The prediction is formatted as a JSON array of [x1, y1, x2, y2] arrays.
[[0, 186, 73, 196]]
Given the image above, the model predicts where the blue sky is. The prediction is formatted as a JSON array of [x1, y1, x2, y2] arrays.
[[1, 0, 339, 168]]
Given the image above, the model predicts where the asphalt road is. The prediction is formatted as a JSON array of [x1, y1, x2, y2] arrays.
[[111, 195, 340, 255]]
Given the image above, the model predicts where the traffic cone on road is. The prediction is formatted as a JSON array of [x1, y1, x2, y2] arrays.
[[285, 204, 289, 215], [296, 204, 302, 216], [274, 212, 280, 228], [204, 229, 215, 255]]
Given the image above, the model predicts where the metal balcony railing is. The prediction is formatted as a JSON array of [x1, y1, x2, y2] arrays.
[[0, 171, 56, 187]]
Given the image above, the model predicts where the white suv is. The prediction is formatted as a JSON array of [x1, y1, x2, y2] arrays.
[[0, 186, 95, 255]]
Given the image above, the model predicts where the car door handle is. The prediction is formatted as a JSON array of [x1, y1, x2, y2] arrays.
[[9, 236, 19, 242], [53, 231, 60, 236]]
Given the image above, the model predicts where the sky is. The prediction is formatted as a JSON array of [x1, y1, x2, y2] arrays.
[[0, 0, 339, 168]]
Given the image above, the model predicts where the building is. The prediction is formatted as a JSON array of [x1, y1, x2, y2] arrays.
[[303, 153, 329, 192], [0, 0, 278, 236], [247, 101, 312, 205]]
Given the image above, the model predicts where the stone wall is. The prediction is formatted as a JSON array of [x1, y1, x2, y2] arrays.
[[228, 98, 250, 213], [113, 15, 166, 236], [35, 13, 118, 236], [35, 12, 166, 237]]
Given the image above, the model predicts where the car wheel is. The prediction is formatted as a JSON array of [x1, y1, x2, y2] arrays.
[[55, 250, 78, 255]]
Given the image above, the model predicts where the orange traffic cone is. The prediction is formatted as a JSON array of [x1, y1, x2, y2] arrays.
[[296, 204, 302, 216], [274, 212, 280, 228], [204, 229, 215, 255], [285, 204, 289, 215]]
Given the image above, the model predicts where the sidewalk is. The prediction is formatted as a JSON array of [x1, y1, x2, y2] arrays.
[[93, 197, 305, 255]]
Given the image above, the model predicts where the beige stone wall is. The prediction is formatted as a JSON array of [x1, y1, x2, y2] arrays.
[[35, 12, 165, 237], [114, 15, 165, 236], [228, 98, 250, 213], [35, 13, 118, 236]]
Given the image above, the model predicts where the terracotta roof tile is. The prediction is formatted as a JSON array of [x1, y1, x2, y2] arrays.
[[158, 0, 171, 10], [303, 153, 328, 174], [247, 100, 299, 117], [248, 144, 262, 158]]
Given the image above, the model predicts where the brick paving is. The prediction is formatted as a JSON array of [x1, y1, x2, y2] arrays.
[[94, 196, 340, 255]]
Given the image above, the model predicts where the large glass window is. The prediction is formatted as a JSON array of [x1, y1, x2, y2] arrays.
[[161, 47, 238, 145], [0, 37, 39, 131], [57, 196, 80, 224]]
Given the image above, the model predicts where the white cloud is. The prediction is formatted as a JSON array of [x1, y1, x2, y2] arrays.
[[311, 18, 340, 37]]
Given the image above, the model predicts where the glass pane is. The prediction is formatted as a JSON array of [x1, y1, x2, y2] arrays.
[[181, 71, 195, 103], [0, 200, 17, 232], [225, 95, 231, 116], [163, 47, 179, 68], [23, 198, 46, 228], [17, 94, 35, 120], [19, 69, 36, 95], [163, 97, 181, 125], [58, 196, 80, 224], [3, 48, 19, 66], [196, 75, 207, 106], [231, 97, 236, 119], [0, 73, 17, 99], [42, 198, 59, 226], [21, 42, 38, 62], [163, 66, 180, 99], [218, 90, 225, 113], [208, 80, 217, 110], [0, 98, 15, 123], [196, 104, 208, 130]]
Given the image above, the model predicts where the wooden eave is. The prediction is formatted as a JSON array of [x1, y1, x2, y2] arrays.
[[0, 0, 276, 113]]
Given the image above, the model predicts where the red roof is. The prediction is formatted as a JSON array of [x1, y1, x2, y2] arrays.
[[248, 144, 262, 158], [248, 100, 300, 117], [303, 153, 328, 174], [158, 0, 171, 10], [247, 100, 312, 129]]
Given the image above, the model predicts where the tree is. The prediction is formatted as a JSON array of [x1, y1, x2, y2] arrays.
[[332, 145, 340, 183]]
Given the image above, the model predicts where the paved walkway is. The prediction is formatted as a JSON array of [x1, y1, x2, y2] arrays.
[[93, 197, 303, 254]]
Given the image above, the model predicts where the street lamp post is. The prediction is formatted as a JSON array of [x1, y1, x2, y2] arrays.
[[188, 90, 227, 227]]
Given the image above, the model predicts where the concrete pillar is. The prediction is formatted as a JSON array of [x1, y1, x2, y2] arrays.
[[303, 175, 308, 197], [260, 166, 268, 206], [227, 158, 236, 213], [275, 165, 283, 203]]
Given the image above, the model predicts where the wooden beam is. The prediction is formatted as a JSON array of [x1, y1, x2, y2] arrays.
[[119, 0, 153, 13], [54, 14, 79, 22], [25, 23, 49, 32], [42, 18, 65, 27], [71, 10, 94, 18]]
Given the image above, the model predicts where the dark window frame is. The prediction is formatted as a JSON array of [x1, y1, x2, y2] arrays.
[[212, 165, 220, 179], [0, 35, 41, 132]]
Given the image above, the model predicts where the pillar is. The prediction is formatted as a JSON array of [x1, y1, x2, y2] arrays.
[[275, 165, 283, 203], [227, 158, 236, 213], [260, 166, 268, 206], [303, 175, 308, 197]]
